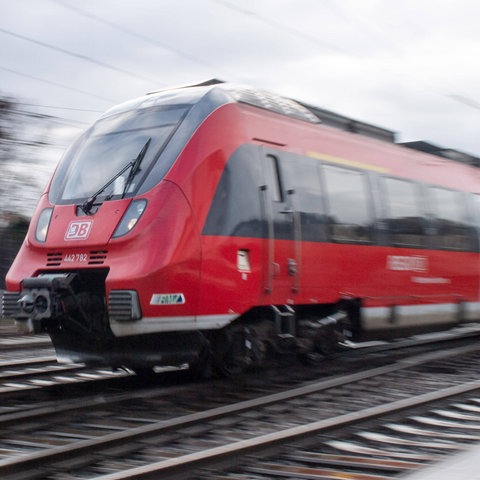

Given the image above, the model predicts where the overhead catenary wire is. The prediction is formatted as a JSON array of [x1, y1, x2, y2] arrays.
[[447, 94, 480, 112], [50, 0, 231, 76], [9, 107, 90, 127], [211, 0, 347, 54], [215, 1, 480, 118], [15, 103, 104, 114], [0, 27, 160, 86], [0, 66, 117, 103]]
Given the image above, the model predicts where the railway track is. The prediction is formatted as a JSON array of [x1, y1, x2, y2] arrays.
[[0, 341, 130, 400], [199, 385, 480, 480], [0, 338, 480, 479], [0, 324, 478, 415], [0, 333, 52, 353]]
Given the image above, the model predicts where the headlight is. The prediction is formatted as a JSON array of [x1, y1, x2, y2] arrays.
[[113, 199, 147, 238], [35, 208, 53, 242]]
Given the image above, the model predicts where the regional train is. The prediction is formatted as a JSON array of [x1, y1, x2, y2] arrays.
[[3, 80, 480, 376]]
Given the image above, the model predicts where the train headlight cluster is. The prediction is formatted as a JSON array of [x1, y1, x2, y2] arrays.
[[113, 199, 147, 238], [35, 208, 53, 242]]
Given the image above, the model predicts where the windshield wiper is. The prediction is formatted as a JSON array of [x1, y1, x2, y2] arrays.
[[80, 137, 151, 215], [121, 137, 151, 198]]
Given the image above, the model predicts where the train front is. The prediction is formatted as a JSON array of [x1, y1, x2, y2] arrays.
[[1, 88, 212, 371]]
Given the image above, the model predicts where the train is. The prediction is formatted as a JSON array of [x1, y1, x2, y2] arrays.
[[3, 79, 480, 376]]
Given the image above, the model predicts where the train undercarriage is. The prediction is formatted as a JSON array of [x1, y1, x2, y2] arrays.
[[4, 267, 465, 377], [3, 270, 353, 377]]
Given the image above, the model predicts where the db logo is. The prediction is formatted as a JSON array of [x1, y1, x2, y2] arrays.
[[65, 220, 93, 240]]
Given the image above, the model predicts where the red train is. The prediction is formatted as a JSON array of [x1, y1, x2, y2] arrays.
[[3, 80, 480, 375]]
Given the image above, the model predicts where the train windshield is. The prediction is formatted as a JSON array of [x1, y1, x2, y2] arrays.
[[49, 105, 189, 204]]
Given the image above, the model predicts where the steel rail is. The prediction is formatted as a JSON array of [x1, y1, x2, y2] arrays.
[[0, 355, 78, 378], [0, 362, 83, 382], [97, 379, 480, 480], [0, 355, 57, 369], [0, 342, 479, 479], [0, 333, 470, 428], [0, 364, 131, 400], [0, 335, 52, 351]]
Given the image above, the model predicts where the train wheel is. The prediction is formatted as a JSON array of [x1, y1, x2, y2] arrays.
[[314, 327, 338, 356], [213, 325, 267, 377], [219, 328, 250, 376], [298, 316, 341, 365], [188, 345, 216, 379]]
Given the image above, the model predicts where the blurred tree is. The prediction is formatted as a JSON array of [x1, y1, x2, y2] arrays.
[[0, 94, 52, 288], [0, 213, 29, 289], [0, 94, 54, 218]]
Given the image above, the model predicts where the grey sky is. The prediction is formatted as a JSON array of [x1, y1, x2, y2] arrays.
[[2, 0, 480, 200]]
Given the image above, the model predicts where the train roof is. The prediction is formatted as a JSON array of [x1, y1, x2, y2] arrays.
[[298, 100, 395, 143], [401, 141, 480, 168], [217, 82, 480, 167], [146, 79, 396, 143], [110, 79, 480, 168]]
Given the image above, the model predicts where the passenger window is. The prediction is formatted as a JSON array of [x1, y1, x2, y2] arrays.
[[382, 177, 425, 247], [429, 187, 475, 251], [280, 155, 327, 242], [322, 164, 373, 243]]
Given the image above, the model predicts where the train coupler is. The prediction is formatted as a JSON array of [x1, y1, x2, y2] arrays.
[[17, 273, 77, 321]]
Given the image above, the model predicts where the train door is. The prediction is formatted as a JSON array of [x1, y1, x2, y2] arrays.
[[261, 151, 301, 299]]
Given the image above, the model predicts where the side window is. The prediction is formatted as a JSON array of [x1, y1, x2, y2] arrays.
[[382, 177, 425, 247], [322, 164, 373, 243], [202, 145, 264, 238], [429, 187, 476, 251], [280, 155, 327, 242]]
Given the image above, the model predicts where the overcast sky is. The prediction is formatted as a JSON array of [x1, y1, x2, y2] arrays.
[[2, 0, 480, 211]]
